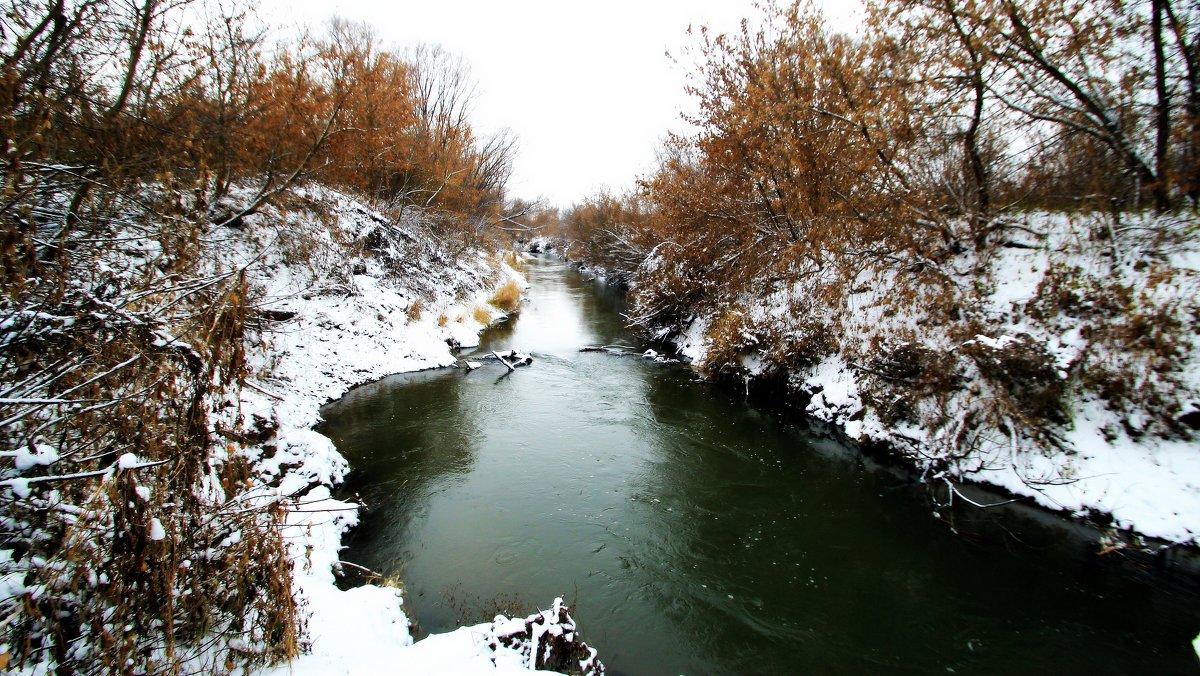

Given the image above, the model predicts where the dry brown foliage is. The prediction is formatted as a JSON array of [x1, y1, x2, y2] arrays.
[[472, 305, 492, 325], [0, 0, 517, 671], [564, 0, 1200, 472], [488, 279, 523, 313]]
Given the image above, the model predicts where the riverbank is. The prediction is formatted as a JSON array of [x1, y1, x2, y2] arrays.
[[538, 213, 1200, 551]]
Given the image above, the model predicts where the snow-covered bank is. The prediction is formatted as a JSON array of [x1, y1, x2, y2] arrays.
[[210, 188, 601, 673], [655, 213, 1200, 547]]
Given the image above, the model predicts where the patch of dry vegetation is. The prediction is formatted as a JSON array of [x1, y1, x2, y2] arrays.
[[489, 279, 524, 313], [503, 250, 528, 273]]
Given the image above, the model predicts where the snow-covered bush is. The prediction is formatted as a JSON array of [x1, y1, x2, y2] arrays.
[[1028, 260, 1199, 439], [0, 184, 303, 671]]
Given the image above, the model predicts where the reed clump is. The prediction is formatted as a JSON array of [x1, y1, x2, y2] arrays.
[[489, 280, 523, 313]]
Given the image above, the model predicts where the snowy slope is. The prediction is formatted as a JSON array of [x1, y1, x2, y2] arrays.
[[659, 213, 1200, 546]]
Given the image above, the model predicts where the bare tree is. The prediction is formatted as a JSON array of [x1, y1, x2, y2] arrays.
[[982, 0, 1169, 210], [1163, 0, 1199, 208]]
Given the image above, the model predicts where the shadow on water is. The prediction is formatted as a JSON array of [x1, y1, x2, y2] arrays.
[[320, 255, 1200, 675], [319, 371, 484, 579]]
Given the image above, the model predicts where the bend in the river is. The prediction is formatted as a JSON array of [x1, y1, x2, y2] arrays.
[[320, 256, 1200, 675]]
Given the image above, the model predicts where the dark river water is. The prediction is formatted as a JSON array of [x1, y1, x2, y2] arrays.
[[321, 255, 1200, 675]]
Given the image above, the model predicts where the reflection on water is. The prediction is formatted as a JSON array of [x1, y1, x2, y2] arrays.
[[321, 256, 1200, 675]]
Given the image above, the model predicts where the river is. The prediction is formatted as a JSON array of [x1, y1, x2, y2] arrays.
[[320, 255, 1200, 675]]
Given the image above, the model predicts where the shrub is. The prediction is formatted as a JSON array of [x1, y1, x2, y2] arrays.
[[703, 308, 754, 375], [701, 300, 835, 379], [870, 342, 941, 382], [489, 280, 523, 313], [1030, 261, 1196, 436], [627, 243, 711, 329], [862, 340, 962, 426], [962, 334, 1067, 425]]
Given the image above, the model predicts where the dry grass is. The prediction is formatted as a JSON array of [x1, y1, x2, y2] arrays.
[[703, 308, 751, 374], [504, 250, 528, 273], [0, 211, 301, 672], [489, 279, 523, 313], [472, 305, 492, 325], [437, 314, 449, 327], [406, 299, 424, 322]]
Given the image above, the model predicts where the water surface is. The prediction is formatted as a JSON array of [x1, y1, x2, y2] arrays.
[[323, 256, 1200, 675]]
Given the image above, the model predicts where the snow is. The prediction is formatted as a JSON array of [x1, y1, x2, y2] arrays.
[[675, 315, 710, 363], [148, 518, 166, 541], [6, 478, 29, 500], [264, 623, 569, 676], [973, 398, 1200, 542], [803, 357, 860, 415], [13, 444, 58, 471], [116, 453, 142, 470], [966, 334, 1022, 351]]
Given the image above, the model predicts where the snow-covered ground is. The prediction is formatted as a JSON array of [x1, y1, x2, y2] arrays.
[[207, 189, 600, 674], [660, 213, 1200, 546]]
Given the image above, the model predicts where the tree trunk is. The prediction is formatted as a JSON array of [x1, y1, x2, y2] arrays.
[[109, 0, 158, 119], [965, 74, 991, 246], [1152, 0, 1173, 212]]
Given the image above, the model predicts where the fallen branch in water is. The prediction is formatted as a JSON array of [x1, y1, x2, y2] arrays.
[[580, 344, 637, 354], [483, 350, 533, 370], [491, 350, 516, 372]]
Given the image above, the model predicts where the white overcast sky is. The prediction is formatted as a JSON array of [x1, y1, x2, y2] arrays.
[[255, 0, 862, 207]]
